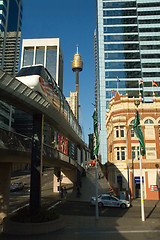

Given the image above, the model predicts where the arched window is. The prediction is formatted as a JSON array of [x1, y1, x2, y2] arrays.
[[144, 119, 154, 124]]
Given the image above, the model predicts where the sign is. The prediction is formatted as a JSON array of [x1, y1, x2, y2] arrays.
[[135, 176, 144, 183], [150, 185, 158, 191]]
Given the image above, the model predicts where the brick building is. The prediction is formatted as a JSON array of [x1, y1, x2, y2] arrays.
[[106, 92, 160, 200]]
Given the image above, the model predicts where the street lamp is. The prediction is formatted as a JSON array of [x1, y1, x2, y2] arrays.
[[126, 123, 133, 202]]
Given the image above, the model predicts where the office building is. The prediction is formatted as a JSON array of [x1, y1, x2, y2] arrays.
[[106, 92, 160, 200], [96, 0, 160, 164], [20, 38, 63, 91], [0, 0, 23, 129], [66, 92, 78, 118]]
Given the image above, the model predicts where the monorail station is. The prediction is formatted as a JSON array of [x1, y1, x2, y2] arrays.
[[0, 69, 90, 222]]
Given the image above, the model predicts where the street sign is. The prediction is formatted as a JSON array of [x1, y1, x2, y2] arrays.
[[135, 176, 144, 183]]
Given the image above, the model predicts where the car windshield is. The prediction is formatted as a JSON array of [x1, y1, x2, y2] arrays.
[[16, 66, 44, 77]]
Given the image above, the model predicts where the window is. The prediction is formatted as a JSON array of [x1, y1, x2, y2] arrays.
[[132, 146, 140, 160], [115, 126, 124, 138], [130, 120, 135, 137], [116, 147, 126, 161], [144, 119, 154, 124]]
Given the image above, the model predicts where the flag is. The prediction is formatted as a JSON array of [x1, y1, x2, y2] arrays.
[[92, 111, 99, 156], [117, 76, 120, 82], [133, 110, 145, 156], [139, 80, 143, 85], [153, 81, 158, 87], [111, 89, 115, 93]]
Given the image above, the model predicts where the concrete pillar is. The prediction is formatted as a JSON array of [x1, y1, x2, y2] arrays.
[[0, 163, 11, 223], [53, 168, 61, 193], [30, 114, 44, 215]]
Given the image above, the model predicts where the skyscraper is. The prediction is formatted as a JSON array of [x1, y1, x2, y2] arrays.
[[96, 0, 160, 164], [0, 0, 23, 129]]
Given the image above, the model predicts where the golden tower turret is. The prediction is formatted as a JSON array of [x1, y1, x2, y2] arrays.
[[71, 45, 83, 121]]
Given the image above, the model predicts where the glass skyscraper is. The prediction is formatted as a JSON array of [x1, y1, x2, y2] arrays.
[[96, 0, 160, 164], [0, 0, 23, 129]]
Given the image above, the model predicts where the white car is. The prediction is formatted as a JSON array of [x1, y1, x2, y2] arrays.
[[91, 194, 130, 209]]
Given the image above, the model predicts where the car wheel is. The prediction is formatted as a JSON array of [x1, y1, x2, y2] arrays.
[[98, 202, 103, 208], [120, 203, 126, 209]]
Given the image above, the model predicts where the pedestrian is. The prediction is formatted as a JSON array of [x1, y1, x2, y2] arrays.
[[60, 186, 63, 198], [64, 187, 67, 199], [76, 186, 81, 197]]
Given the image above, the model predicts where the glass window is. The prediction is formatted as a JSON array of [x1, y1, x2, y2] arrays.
[[105, 52, 140, 60], [104, 44, 139, 51], [116, 126, 119, 137], [120, 126, 124, 137], [105, 71, 141, 79], [115, 126, 124, 138], [103, 2, 136, 8], [104, 34, 138, 42], [144, 119, 154, 124], [103, 10, 137, 17], [117, 147, 120, 160], [121, 147, 125, 160], [104, 26, 138, 33], [103, 18, 137, 25], [105, 61, 141, 69], [116, 147, 126, 160], [46, 46, 57, 81], [35, 47, 44, 65], [142, 54, 160, 59], [138, 10, 160, 16], [23, 47, 34, 66]]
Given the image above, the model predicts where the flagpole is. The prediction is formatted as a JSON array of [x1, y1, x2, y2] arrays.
[[134, 100, 145, 222], [140, 153, 145, 221], [95, 154, 99, 220]]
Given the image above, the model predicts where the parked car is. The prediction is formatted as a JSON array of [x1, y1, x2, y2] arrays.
[[91, 194, 130, 209], [10, 181, 24, 192]]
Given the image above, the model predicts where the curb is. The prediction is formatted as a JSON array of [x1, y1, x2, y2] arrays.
[[2, 215, 64, 235]]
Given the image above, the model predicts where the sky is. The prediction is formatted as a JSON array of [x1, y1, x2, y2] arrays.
[[21, 0, 96, 144]]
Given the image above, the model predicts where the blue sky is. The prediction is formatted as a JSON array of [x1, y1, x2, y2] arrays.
[[21, 0, 96, 143]]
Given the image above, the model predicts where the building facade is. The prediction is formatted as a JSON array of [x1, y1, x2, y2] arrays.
[[0, 0, 23, 129], [106, 92, 160, 200], [96, 0, 160, 164], [66, 92, 78, 118], [20, 38, 63, 91]]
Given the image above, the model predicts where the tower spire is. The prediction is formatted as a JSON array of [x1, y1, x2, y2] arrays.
[[77, 44, 79, 54], [71, 45, 83, 122]]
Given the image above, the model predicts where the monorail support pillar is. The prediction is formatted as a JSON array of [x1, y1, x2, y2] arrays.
[[53, 168, 61, 193], [0, 163, 11, 223], [30, 114, 44, 216]]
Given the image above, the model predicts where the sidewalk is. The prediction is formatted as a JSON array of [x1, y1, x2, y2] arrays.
[[0, 166, 160, 239]]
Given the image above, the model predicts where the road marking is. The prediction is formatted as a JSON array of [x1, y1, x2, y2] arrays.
[[74, 229, 160, 234], [48, 200, 62, 210], [11, 203, 29, 214]]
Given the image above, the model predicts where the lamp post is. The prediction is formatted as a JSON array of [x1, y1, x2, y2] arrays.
[[126, 124, 133, 202]]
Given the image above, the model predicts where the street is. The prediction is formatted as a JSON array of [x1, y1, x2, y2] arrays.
[[0, 166, 160, 240]]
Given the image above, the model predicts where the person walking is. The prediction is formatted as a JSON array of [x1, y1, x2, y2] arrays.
[[64, 187, 67, 199]]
